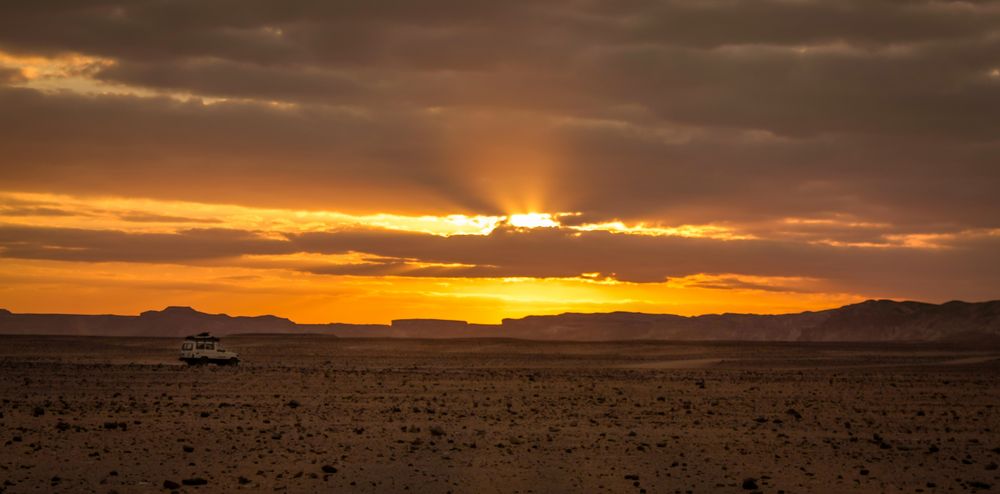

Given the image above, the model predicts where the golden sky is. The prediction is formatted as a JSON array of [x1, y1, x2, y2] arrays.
[[0, 2, 998, 323], [0, 191, 869, 323]]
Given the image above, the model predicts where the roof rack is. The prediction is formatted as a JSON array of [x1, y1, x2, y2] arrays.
[[184, 332, 220, 342]]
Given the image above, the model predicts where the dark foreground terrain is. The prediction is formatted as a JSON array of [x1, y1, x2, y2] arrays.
[[1, 336, 999, 493]]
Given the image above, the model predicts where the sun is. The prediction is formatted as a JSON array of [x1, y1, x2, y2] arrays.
[[507, 213, 560, 229]]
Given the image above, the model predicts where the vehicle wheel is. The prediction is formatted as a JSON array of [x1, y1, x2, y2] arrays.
[[199, 357, 208, 365], [229, 358, 239, 366]]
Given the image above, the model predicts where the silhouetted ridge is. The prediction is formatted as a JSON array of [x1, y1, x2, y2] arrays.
[[1, 300, 998, 341]]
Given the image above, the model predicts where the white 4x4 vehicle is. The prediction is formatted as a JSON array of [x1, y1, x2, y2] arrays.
[[180, 333, 240, 366]]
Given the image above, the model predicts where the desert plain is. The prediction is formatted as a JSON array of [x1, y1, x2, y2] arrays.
[[1, 335, 999, 493]]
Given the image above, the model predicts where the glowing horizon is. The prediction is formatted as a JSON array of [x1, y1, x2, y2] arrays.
[[0, 255, 864, 325], [0, 189, 986, 324]]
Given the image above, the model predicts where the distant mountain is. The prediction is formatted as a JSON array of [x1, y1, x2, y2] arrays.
[[0, 306, 300, 338], [497, 300, 1000, 342], [0, 300, 998, 342]]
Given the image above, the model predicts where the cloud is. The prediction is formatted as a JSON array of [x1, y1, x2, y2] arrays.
[[0, 225, 294, 262], [2, 1, 998, 140], [1, 85, 998, 233], [3, 1, 997, 62], [0, 66, 24, 84], [117, 212, 222, 224], [1, 223, 996, 301], [0, 206, 82, 217], [603, 1, 1000, 47], [0, 86, 495, 214], [290, 226, 1000, 294], [683, 276, 813, 294], [580, 39, 1000, 138]]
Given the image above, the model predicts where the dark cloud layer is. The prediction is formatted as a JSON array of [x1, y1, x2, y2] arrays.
[[1, 85, 998, 231], [0, 0, 998, 302], [0, 1, 996, 226]]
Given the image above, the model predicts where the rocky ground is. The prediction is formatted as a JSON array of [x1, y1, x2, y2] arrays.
[[1, 335, 999, 493]]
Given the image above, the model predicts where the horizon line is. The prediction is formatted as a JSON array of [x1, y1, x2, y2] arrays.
[[3, 298, 997, 326]]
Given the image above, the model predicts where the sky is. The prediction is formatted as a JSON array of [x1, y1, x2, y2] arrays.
[[0, 0, 998, 324]]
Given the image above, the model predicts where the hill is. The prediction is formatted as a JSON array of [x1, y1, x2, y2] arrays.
[[1, 300, 998, 341]]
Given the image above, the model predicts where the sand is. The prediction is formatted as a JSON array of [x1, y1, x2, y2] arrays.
[[1, 335, 999, 493]]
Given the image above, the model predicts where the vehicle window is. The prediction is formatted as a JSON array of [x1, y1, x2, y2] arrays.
[[196, 342, 205, 349], [182, 343, 193, 350], [205, 343, 215, 350]]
